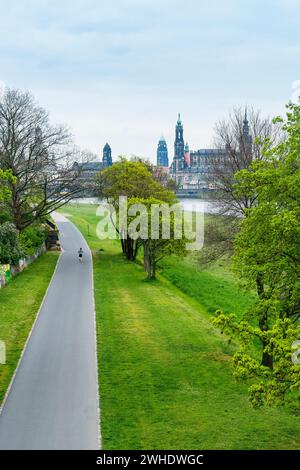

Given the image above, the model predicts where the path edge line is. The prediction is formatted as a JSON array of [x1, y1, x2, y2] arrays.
[[90, 246, 102, 450]]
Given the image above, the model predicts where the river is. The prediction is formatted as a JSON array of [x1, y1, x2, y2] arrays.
[[71, 197, 220, 214]]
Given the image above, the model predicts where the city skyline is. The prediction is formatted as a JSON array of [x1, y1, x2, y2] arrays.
[[0, 0, 299, 161]]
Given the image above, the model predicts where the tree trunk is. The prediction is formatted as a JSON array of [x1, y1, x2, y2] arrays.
[[123, 237, 137, 261], [261, 339, 273, 368], [143, 243, 150, 272], [256, 272, 264, 297], [256, 273, 273, 369], [152, 260, 156, 279]]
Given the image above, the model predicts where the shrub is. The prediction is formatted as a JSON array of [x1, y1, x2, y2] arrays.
[[19, 225, 46, 256], [0, 222, 23, 264]]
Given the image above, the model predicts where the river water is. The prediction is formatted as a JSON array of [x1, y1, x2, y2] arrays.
[[72, 197, 219, 214]]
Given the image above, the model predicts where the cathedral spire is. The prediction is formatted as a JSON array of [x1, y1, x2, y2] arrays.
[[243, 106, 249, 136], [241, 106, 253, 152]]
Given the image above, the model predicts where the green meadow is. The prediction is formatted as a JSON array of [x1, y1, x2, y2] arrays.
[[60, 203, 300, 450]]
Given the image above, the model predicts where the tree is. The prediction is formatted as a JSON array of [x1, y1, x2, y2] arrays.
[[127, 197, 186, 279], [0, 222, 23, 264], [198, 215, 239, 266], [213, 101, 300, 406], [0, 168, 14, 203], [0, 88, 87, 230], [123, 156, 178, 191], [213, 314, 300, 407], [210, 106, 282, 217], [95, 159, 176, 261], [200, 107, 282, 267]]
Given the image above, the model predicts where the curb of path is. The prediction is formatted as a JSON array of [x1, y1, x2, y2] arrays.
[[0, 250, 63, 417], [90, 247, 102, 451]]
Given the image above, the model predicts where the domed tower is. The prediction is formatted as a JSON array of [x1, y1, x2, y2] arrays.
[[103, 143, 112, 167], [157, 136, 169, 167]]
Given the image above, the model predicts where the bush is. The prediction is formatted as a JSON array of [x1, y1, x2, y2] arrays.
[[0, 222, 23, 264], [19, 225, 46, 256], [0, 209, 12, 224]]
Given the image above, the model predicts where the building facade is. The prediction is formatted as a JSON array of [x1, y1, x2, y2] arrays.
[[166, 114, 225, 193], [160, 112, 252, 195], [72, 143, 113, 196]]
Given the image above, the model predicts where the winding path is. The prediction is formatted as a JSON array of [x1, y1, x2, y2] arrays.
[[0, 213, 100, 449]]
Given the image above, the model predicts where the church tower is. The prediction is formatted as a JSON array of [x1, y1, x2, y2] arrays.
[[157, 136, 169, 167], [241, 108, 252, 153], [103, 143, 112, 167], [184, 142, 190, 167], [173, 113, 185, 172]]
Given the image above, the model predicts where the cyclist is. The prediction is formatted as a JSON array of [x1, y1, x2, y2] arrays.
[[78, 247, 83, 262]]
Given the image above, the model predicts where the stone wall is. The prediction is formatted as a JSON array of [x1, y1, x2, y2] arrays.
[[0, 243, 46, 289]]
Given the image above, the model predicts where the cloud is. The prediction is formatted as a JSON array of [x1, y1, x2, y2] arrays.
[[0, 0, 298, 159]]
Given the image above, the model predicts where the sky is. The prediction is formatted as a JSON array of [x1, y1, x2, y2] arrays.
[[0, 0, 299, 162]]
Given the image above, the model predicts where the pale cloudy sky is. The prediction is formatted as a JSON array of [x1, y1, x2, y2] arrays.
[[0, 0, 299, 162]]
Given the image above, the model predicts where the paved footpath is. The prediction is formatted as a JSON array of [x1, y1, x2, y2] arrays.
[[0, 213, 100, 449]]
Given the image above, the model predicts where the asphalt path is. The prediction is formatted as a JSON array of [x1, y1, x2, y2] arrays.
[[0, 213, 100, 449]]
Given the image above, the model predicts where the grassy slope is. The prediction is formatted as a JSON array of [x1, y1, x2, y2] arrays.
[[0, 252, 59, 405], [62, 204, 300, 450], [160, 255, 255, 317]]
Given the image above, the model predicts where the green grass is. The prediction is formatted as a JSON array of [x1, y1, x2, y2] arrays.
[[0, 252, 59, 406], [61, 204, 300, 450], [160, 255, 256, 317]]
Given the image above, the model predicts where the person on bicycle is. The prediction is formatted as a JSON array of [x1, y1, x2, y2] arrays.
[[78, 247, 83, 262]]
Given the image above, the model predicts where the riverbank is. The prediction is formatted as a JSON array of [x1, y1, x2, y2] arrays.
[[70, 197, 221, 214], [61, 203, 300, 450]]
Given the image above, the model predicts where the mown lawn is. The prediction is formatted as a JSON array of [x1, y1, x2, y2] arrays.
[[0, 252, 59, 406], [62, 204, 300, 450]]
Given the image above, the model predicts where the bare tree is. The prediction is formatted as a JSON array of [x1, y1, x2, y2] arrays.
[[130, 156, 178, 191], [208, 106, 282, 217], [0, 88, 89, 230], [199, 106, 282, 266]]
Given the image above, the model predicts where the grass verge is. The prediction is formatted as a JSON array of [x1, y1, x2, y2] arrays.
[[0, 252, 59, 406], [62, 204, 300, 450]]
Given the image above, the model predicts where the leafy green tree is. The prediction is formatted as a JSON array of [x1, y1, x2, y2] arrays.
[[214, 314, 300, 407], [0, 168, 14, 225], [213, 101, 300, 406], [19, 225, 46, 256], [0, 168, 15, 203], [127, 197, 186, 279], [95, 159, 176, 261]]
